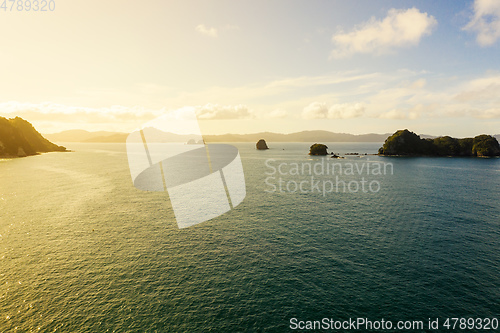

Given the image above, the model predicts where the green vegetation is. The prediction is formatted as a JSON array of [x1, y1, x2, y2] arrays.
[[309, 143, 328, 155], [378, 129, 500, 157], [0, 116, 66, 158], [471, 135, 500, 157]]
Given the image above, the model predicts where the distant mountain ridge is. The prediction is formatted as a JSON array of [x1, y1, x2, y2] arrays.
[[205, 131, 394, 143], [0, 116, 66, 157], [44, 129, 498, 144], [45, 129, 394, 143], [44, 130, 127, 143]]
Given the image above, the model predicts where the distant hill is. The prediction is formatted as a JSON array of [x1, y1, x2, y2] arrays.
[[205, 131, 392, 142], [0, 116, 67, 158], [44, 129, 392, 143], [43, 129, 498, 145], [44, 130, 126, 143], [84, 133, 129, 143], [45, 129, 203, 143]]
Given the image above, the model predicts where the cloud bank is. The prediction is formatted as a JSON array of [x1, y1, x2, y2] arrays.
[[302, 102, 365, 119], [331, 8, 437, 58], [195, 104, 252, 120]]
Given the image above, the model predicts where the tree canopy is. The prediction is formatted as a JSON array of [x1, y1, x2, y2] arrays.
[[309, 143, 328, 155], [379, 129, 500, 157]]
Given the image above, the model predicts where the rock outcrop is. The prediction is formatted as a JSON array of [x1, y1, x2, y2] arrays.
[[256, 139, 269, 150]]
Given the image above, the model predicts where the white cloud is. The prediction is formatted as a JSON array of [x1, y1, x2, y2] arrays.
[[302, 102, 365, 119], [454, 75, 500, 102], [409, 78, 426, 89], [329, 103, 366, 119], [476, 107, 500, 118], [0, 101, 152, 117], [168, 72, 381, 107], [195, 104, 252, 119], [196, 24, 218, 37], [378, 105, 428, 120], [264, 72, 379, 89], [331, 8, 437, 58], [464, 0, 500, 46], [0, 101, 160, 129], [442, 106, 500, 119], [366, 73, 500, 120], [0, 101, 256, 132], [302, 102, 328, 119], [268, 109, 287, 119], [379, 109, 408, 120]]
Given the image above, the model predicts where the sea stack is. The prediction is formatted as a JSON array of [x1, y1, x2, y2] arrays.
[[256, 139, 269, 150]]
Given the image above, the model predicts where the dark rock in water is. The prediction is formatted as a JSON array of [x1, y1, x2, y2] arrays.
[[256, 139, 269, 150]]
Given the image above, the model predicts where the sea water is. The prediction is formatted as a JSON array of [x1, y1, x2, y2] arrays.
[[0, 142, 499, 332]]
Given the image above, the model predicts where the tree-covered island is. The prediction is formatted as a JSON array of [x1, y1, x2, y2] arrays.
[[378, 129, 500, 157], [309, 143, 328, 155]]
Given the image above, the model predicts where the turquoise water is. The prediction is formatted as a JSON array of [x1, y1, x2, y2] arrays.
[[0, 142, 499, 332]]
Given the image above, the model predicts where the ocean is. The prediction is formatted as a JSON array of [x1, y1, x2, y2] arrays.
[[0, 142, 499, 332]]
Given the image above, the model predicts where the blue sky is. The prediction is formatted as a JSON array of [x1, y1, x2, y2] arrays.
[[0, 0, 499, 136]]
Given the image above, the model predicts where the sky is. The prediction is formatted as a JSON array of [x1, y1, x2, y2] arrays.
[[0, 0, 499, 137]]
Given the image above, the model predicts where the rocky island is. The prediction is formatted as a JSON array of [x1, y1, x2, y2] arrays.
[[309, 143, 328, 155], [256, 139, 269, 150], [378, 129, 500, 157], [0, 116, 67, 158]]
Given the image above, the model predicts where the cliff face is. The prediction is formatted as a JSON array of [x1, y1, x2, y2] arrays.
[[0, 116, 66, 158], [378, 129, 500, 157]]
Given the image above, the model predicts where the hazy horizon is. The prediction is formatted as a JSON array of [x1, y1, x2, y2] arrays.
[[40, 127, 500, 138]]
